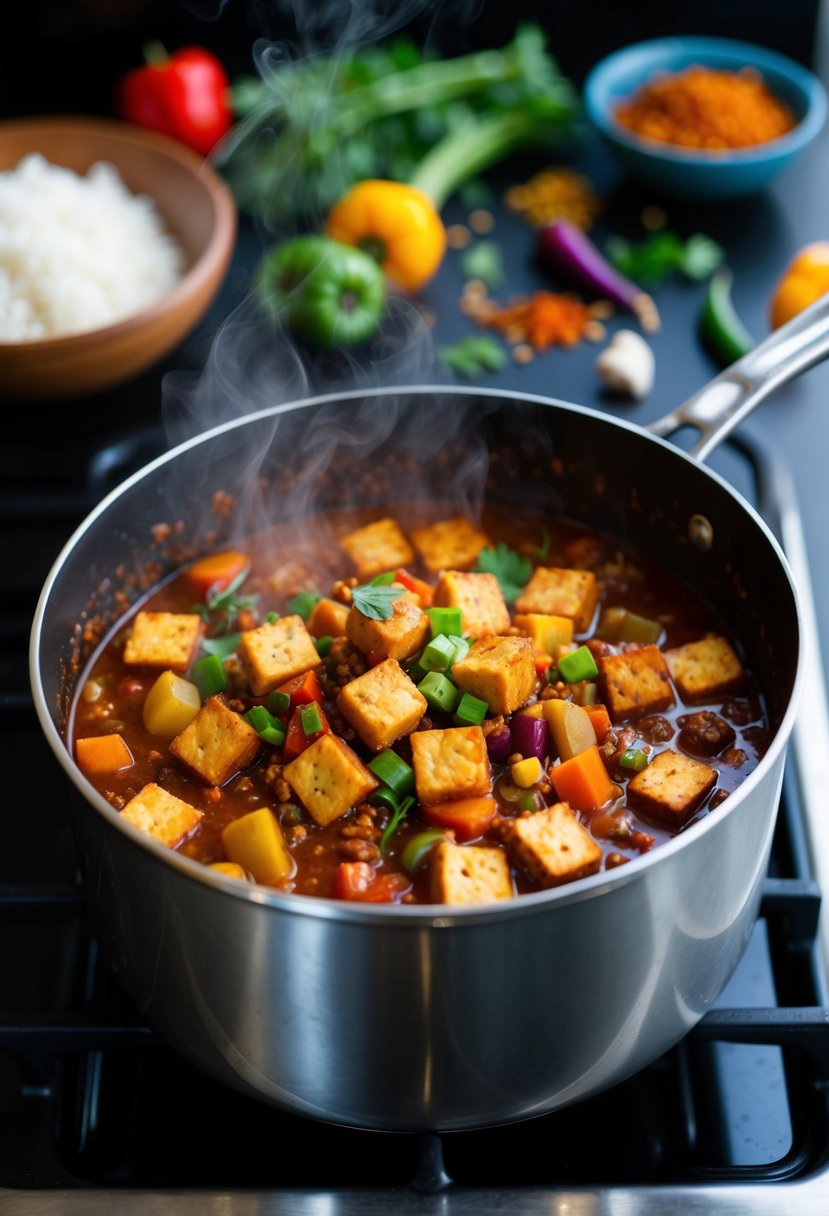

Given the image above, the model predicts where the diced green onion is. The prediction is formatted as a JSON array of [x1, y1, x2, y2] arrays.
[[620, 747, 649, 772], [368, 749, 415, 797], [369, 786, 402, 816], [267, 690, 291, 717], [546, 665, 560, 685], [266, 611, 279, 624], [245, 705, 286, 745], [315, 635, 333, 657], [516, 791, 544, 813], [426, 607, 463, 638], [557, 646, 599, 684], [286, 590, 321, 621], [300, 703, 323, 735], [191, 653, 228, 701], [453, 692, 487, 727], [260, 724, 287, 746], [401, 829, 445, 874], [369, 571, 397, 585], [418, 671, 459, 713], [420, 634, 458, 672], [448, 636, 470, 665]]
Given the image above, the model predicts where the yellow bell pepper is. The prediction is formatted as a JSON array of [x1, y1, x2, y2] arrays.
[[770, 242, 829, 329], [326, 180, 447, 292], [142, 670, 201, 737], [221, 807, 294, 886]]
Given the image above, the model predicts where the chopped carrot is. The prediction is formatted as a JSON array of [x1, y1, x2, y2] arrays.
[[422, 795, 497, 841], [184, 550, 249, 599], [395, 569, 434, 608], [551, 745, 616, 813], [334, 862, 412, 902], [584, 704, 612, 743], [277, 669, 324, 712], [76, 733, 134, 776]]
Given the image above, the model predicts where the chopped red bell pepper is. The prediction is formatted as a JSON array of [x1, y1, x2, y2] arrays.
[[394, 569, 434, 608], [276, 669, 324, 712], [282, 702, 330, 760], [116, 44, 233, 157], [334, 862, 412, 903]]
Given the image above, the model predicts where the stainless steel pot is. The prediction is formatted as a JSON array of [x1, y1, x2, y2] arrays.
[[30, 295, 829, 1132]]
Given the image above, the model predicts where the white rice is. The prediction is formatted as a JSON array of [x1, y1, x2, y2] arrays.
[[0, 153, 184, 341]]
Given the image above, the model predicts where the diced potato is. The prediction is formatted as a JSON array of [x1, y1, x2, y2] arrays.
[[627, 749, 717, 827], [410, 726, 491, 805], [430, 841, 513, 905], [513, 613, 574, 655], [284, 733, 378, 825], [123, 611, 203, 673], [346, 596, 430, 662], [222, 807, 294, 885], [501, 802, 602, 888], [514, 568, 599, 633], [665, 635, 746, 703], [336, 658, 427, 752], [543, 699, 597, 761], [597, 645, 675, 722], [452, 636, 536, 715], [432, 571, 510, 638], [209, 861, 249, 881], [237, 614, 321, 697], [121, 782, 202, 848], [306, 597, 350, 639], [142, 670, 201, 737], [170, 695, 261, 786], [337, 517, 414, 579], [410, 517, 490, 574]]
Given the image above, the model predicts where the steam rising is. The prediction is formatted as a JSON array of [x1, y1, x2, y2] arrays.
[[161, 0, 495, 562]]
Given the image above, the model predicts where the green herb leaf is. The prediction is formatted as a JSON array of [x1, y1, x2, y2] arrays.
[[195, 566, 259, 634], [351, 583, 406, 621], [199, 633, 242, 661], [533, 527, 551, 560], [606, 231, 723, 288], [438, 335, 507, 378], [380, 794, 416, 855], [459, 240, 504, 289], [474, 542, 532, 603]]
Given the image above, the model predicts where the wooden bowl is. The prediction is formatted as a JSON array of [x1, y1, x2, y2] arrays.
[[0, 116, 237, 400]]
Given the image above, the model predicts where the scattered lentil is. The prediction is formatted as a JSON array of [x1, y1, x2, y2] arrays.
[[446, 223, 472, 249], [468, 208, 495, 234], [615, 65, 796, 150], [505, 166, 601, 230]]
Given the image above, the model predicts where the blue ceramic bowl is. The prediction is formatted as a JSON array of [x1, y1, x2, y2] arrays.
[[583, 36, 827, 200]]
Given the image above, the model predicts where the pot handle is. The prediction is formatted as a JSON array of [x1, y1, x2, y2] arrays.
[[647, 290, 829, 463]]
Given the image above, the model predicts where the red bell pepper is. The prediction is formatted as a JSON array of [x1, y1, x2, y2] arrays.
[[282, 703, 330, 761], [276, 670, 325, 713], [116, 44, 232, 157], [334, 862, 412, 903]]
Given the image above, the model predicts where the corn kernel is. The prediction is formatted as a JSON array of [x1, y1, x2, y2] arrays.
[[511, 756, 543, 788]]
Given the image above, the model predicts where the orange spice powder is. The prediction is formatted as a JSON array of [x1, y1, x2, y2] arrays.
[[466, 287, 606, 353], [614, 65, 796, 151]]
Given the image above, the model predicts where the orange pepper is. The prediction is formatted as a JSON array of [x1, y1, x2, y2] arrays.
[[550, 745, 616, 813], [326, 180, 446, 292], [770, 242, 829, 329]]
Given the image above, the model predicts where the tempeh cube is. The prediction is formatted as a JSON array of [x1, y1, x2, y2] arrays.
[[514, 567, 599, 633], [121, 782, 202, 847], [169, 695, 261, 786], [336, 658, 427, 752], [627, 748, 717, 827], [237, 614, 321, 696], [665, 635, 746, 702], [452, 636, 536, 715], [430, 841, 513, 905], [337, 517, 414, 579], [597, 644, 675, 722], [410, 517, 490, 573], [500, 802, 602, 888], [284, 733, 378, 826], [123, 611, 202, 673], [432, 571, 510, 638], [410, 726, 491, 805], [346, 596, 431, 661]]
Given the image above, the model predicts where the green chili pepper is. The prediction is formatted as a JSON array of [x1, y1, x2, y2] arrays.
[[258, 235, 385, 349], [699, 267, 754, 368]]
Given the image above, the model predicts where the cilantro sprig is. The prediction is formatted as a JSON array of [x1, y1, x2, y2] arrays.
[[193, 566, 259, 635], [351, 582, 406, 621], [475, 542, 532, 603]]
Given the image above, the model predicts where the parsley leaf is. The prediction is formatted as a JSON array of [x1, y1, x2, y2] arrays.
[[438, 335, 507, 378], [606, 231, 723, 288], [199, 633, 242, 660], [475, 542, 532, 603], [193, 566, 259, 635], [351, 583, 406, 621], [459, 240, 505, 289]]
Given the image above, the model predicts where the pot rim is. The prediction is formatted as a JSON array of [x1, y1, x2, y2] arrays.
[[29, 383, 805, 926]]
